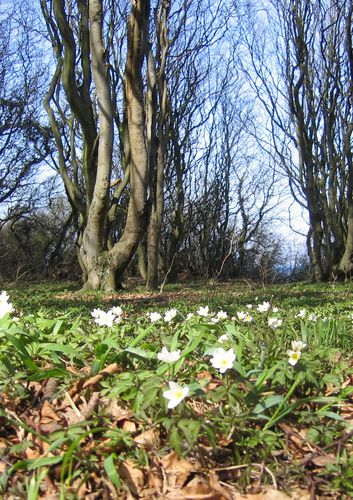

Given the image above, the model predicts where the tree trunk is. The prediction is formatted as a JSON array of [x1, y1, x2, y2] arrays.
[[107, 0, 150, 289], [166, 128, 184, 281], [147, 145, 165, 290], [137, 241, 148, 281], [80, 0, 114, 289], [146, 1, 170, 290]]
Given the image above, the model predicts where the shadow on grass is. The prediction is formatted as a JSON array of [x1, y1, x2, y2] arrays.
[[6, 279, 353, 317]]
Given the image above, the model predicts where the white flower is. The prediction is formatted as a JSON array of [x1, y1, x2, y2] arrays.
[[308, 313, 318, 322], [157, 347, 181, 363], [257, 301, 271, 313], [210, 317, 219, 324], [237, 311, 253, 323], [268, 317, 283, 329], [148, 312, 162, 322], [92, 309, 115, 327], [186, 313, 194, 321], [0, 291, 10, 303], [218, 334, 230, 343], [0, 291, 14, 319], [164, 308, 178, 323], [287, 349, 301, 366], [163, 381, 189, 409], [210, 347, 236, 374], [296, 309, 307, 319], [246, 304, 253, 309], [291, 340, 307, 351], [110, 306, 123, 317], [216, 310, 228, 320], [91, 308, 102, 319], [197, 305, 210, 317], [272, 307, 279, 313]]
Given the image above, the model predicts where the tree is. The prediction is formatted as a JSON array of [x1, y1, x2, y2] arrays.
[[0, 193, 78, 282], [158, 0, 231, 282], [41, 0, 151, 290], [243, 0, 353, 281], [0, 3, 51, 217], [173, 93, 279, 280], [41, 0, 234, 290]]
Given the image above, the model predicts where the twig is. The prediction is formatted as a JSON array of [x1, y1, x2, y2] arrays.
[[296, 429, 353, 467], [159, 251, 177, 293], [214, 463, 277, 489], [64, 391, 82, 419], [214, 235, 235, 280]]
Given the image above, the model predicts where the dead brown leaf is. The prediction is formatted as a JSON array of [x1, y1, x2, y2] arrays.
[[40, 400, 61, 421], [25, 446, 41, 460], [100, 397, 133, 421], [42, 378, 58, 401], [119, 459, 145, 497], [146, 458, 163, 496], [209, 471, 233, 500], [235, 489, 310, 500], [278, 423, 314, 453], [82, 392, 100, 416], [134, 428, 160, 451], [235, 490, 289, 500], [161, 451, 199, 489], [122, 420, 137, 433], [40, 421, 63, 433], [311, 454, 336, 467], [82, 362, 122, 389], [165, 472, 233, 500]]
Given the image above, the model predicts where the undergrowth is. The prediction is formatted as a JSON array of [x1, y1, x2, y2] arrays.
[[1, 281, 353, 498]]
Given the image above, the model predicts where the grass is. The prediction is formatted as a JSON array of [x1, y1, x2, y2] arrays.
[[1, 280, 353, 498]]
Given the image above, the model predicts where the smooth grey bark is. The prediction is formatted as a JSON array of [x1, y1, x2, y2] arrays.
[[42, 0, 151, 290], [146, 0, 170, 290], [107, 0, 150, 289], [80, 0, 114, 289]]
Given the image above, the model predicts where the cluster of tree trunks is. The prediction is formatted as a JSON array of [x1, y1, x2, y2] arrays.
[[245, 0, 353, 281], [5, 0, 353, 286]]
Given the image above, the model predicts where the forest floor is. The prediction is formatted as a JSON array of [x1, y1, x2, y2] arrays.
[[1, 279, 353, 498]]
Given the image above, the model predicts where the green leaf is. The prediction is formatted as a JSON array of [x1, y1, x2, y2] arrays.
[[173, 334, 204, 373], [28, 455, 63, 470], [177, 418, 201, 447], [136, 376, 162, 410], [253, 394, 285, 414], [254, 364, 280, 390], [187, 380, 210, 395], [4, 333, 38, 372], [104, 454, 122, 488], [127, 326, 152, 348], [102, 338, 121, 350], [52, 319, 64, 335], [39, 343, 77, 355], [125, 347, 155, 359], [29, 367, 69, 381], [317, 410, 347, 422], [170, 330, 179, 351], [169, 426, 183, 454]]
